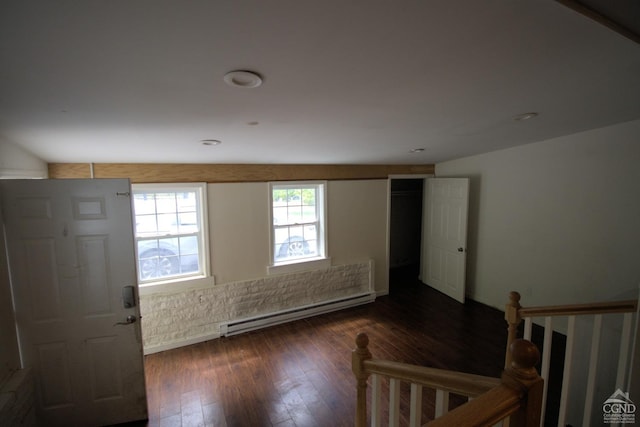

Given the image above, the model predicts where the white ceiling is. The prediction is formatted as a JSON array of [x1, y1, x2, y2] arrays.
[[1, 1, 639, 165]]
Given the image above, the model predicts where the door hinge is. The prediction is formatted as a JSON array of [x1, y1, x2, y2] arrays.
[[116, 192, 131, 197]]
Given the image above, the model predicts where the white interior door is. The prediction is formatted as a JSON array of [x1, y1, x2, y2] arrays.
[[1, 179, 147, 426], [420, 178, 469, 303]]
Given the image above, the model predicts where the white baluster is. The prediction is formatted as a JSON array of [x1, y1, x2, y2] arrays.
[[616, 312, 634, 391], [371, 374, 381, 427], [389, 378, 400, 427], [558, 316, 576, 426], [409, 383, 422, 427], [583, 314, 602, 426], [435, 389, 449, 418]]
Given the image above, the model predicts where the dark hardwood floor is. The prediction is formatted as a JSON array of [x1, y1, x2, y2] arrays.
[[141, 266, 511, 427]]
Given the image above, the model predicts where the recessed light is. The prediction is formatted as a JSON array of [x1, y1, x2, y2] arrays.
[[514, 112, 539, 121], [224, 70, 263, 89], [201, 139, 221, 146], [410, 148, 425, 153]]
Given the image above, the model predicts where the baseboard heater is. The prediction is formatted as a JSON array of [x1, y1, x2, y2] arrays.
[[219, 292, 375, 337]]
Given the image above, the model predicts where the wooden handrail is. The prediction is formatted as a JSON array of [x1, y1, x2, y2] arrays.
[[428, 339, 544, 427], [504, 292, 637, 368], [519, 299, 637, 317], [504, 291, 638, 426], [352, 333, 543, 427], [362, 359, 500, 398], [425, 385, 521, 426]]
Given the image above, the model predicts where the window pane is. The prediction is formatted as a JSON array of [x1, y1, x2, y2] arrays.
[[176, 191, 196, 212], [179, 235, 198, 256], [178, 236, 199, 273], [133, 193, 157, 215], [275, 235, 308, 260], [287, 206, 302, 224], [273, 207, 287, 225], [301, 188, 316, 205], [135, 214, 158, 235], [302, 225, 318, 257], [137, 238, 179, 280], [155, 193, 176, 213], [289, 225, 303, 238], [273, 189, 287, 203], [274, 227, 289, 245], [178, 212, 198, 233], [301, 206, 316, 222], [157, 213, 178, 234], [287, 189, 301, 203]]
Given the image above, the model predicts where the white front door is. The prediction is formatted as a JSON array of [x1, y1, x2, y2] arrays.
[[420, 178, 469, 303], [1, 179, 147, 426]]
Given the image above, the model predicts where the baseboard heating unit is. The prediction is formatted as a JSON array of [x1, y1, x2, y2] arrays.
[[219, 292, 375, 337]]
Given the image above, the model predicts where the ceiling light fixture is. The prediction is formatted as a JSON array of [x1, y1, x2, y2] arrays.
[[224, 70, 263, 89], [514, 112, 539, 121], [201, 139, 222, 146], [410, 148, 425, 153]]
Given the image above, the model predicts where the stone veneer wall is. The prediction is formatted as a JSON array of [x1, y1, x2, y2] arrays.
[[140, 261, 372, 353], [0, 368, 36, 426]]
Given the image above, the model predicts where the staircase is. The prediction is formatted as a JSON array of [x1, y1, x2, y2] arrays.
[[352, 291, 638, 426]]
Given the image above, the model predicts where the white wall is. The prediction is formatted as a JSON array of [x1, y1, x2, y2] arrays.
[[436, 119, 640, 310], [207, 179, 389, 293], [327, 179, 389, 294], [0, 139, 47, 179]]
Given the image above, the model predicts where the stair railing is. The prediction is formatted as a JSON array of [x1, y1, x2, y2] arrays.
[[505, 291, 638, 426], [352, 332, 543, 427]]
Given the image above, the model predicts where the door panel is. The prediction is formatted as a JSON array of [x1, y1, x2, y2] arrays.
[[1, 179, 147, 426], [78, 235, 112, 315], [36, 342, 73, 408], [421, 178, 469, 303]]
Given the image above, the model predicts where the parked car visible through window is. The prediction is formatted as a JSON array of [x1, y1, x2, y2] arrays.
[[270, 182, 326, 265], [132, 183, 208, 284]]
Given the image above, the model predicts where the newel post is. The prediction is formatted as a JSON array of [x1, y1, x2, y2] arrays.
[[352, 332, 372, 427], [502, 339, 544, 427], [504, 291, 522, 368]]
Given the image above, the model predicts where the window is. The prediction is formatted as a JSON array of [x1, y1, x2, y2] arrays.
[[270, 181, 327, 265], [131, 183, 208, 285]]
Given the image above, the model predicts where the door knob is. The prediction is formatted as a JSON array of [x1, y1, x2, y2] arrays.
[[457, 247, 464, 252], [114, 315, 137, 326]]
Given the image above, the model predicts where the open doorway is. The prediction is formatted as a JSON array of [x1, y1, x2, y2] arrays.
[[389, 178, 424, 291]]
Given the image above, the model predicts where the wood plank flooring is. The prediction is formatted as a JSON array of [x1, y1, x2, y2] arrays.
[[140, 267, 511, 427]]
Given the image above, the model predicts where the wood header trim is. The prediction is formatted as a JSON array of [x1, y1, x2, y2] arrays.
[[48, 163, 435, 183]]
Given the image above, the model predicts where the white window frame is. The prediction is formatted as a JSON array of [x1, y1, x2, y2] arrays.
[[268, 181, 329, 275], [131, 182, 212, 293]]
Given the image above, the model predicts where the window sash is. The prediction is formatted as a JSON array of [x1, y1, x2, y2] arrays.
[[270, 181, 326, 265], [132, 183, 207, 285]]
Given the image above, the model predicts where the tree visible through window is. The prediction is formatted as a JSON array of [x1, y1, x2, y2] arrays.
[[271, 182, 326, 264], [132, 183, 207, 284]]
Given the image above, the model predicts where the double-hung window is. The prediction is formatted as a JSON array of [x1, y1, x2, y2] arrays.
[[270, 181, 327, 265], [131, 183, 208, 285]]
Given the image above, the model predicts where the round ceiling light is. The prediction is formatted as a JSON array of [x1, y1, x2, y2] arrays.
[[201, 139, 222, 146], [223, 70, 263, 89], [514, 112, 539, 121]]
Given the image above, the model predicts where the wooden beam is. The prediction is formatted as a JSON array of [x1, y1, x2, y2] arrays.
[[48, 163, 434, 183]]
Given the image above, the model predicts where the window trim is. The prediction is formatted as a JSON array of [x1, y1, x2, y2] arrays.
[[268, 181, 328, 273], [131, 182, 210, 290]]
